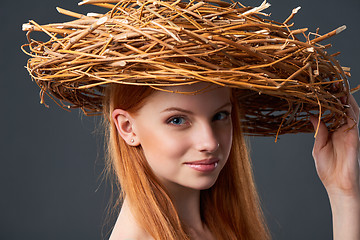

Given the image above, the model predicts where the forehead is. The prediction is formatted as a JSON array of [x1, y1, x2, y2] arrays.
[[142, 83, 231, 111]]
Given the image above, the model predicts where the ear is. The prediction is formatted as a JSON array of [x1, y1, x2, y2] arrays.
[[112, 109, 139, 146]]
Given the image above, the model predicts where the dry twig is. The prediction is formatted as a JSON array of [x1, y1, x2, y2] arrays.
[[22, 0, 354, 137]]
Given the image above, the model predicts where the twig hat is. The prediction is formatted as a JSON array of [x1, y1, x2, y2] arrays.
[[22, 0, 356, 137]]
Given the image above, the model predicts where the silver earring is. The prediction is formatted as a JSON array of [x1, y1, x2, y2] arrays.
[[131, 139, 134, 143]]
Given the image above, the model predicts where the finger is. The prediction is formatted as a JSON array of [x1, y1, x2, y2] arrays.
[[342, 95, 359, 130], [310, 115, 329, 152], [348, 94, 360, 122]]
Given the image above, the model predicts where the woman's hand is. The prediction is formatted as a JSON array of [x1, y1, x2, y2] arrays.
[[310, 94, 360, 197], [310, 94, 360, 240]]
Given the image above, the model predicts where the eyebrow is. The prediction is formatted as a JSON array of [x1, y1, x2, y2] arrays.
[[161, 102, 232, 114], [161, 107, 193, 114]]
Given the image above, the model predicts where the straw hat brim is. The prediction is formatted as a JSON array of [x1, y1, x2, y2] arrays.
[[22, 0, 353, 137]]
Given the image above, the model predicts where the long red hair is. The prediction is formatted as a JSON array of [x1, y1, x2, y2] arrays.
[[102, 84, 270, 239]]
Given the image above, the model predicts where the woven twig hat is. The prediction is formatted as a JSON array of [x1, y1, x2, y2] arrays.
[[22, 0, 356, 137]]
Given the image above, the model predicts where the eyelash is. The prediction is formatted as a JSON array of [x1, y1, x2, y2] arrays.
[[166, 111, 230, 126], [213, 111, 230, 121], [167, 116, 189, 126]]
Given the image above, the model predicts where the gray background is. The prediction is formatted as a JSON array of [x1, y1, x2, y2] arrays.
[[1, 0, 359, 239]]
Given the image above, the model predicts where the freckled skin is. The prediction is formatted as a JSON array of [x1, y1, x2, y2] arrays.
[[131, 84, 233, 192]]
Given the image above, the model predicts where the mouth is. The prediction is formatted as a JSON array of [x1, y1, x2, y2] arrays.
[[184, 158, 220, 173]]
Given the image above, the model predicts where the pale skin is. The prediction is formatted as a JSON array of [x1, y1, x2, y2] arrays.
[[110, 83, 360, 240], [111, 84, 230, 240], [310, 94, 360, 240]]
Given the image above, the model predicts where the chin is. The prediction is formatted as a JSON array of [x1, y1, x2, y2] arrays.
[[186, 176, 219, 190]]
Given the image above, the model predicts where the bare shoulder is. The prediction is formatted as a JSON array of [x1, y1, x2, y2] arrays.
[[109, 228, 151, 240], [109, 219, 151, 240], [109, 200, 153, 240]]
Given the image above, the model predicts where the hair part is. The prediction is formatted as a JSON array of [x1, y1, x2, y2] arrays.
[[102, 84, 270, 239]]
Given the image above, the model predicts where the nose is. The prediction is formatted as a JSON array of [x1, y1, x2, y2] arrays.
[[193, 122, 219, 153]]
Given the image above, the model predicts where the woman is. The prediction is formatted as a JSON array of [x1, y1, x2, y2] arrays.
[[102, 82, 360, 240], [22, 0, 360, 239], [105, 83, 268, 239]]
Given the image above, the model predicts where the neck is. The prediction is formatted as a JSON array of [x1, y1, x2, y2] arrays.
[[163, 181, 205, 232], [113, 183, 213, 240]]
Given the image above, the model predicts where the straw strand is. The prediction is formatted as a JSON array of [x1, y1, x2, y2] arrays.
[[22, 0, 355, 136]]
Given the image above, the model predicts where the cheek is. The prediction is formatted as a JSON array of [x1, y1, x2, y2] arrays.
[[218, 122, 233, 158], [137, 126, 190, 166]]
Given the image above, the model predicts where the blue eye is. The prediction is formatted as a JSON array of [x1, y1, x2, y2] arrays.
[[213, 111, 230, 121], [168, 116, 187, 125]]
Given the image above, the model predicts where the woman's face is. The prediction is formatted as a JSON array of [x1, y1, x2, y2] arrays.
[[130, 84, 233, 191]]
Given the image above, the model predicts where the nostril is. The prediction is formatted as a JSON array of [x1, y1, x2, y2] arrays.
[[199, 140, 219, 153]]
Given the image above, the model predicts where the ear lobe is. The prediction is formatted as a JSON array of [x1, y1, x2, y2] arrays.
[[112, 109, 139, 146]]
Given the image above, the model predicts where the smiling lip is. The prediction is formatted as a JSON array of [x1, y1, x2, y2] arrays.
[[184, 158, 219, 173]]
